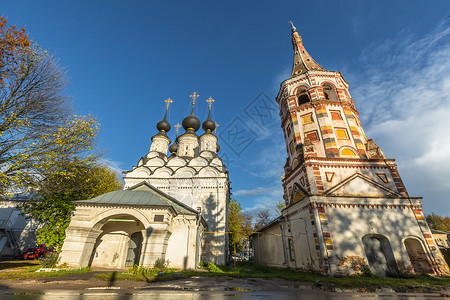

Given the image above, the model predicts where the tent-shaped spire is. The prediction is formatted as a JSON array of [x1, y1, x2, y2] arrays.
[[289, 21, 326, 78]]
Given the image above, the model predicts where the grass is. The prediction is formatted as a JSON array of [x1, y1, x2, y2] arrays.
[[0, 260, 92, 280]]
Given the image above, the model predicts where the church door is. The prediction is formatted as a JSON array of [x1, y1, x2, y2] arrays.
[[362, 235, 397, 276], [404, 238, 434, 274], [125, 232, 143, 267]]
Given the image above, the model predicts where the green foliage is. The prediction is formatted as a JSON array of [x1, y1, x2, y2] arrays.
[[128, 264, 156, 276], [39, 252, 59, 268], [227, 198, 253, 254], [19, 161, 122, 249], [128, 258, 170, 276], [153, 257, 170, 272], [426, 213, 450, 231], [207, 262, 223, 273]]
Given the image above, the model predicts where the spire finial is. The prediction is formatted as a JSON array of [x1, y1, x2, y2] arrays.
[[215, 122, 219, 135], [289, 21, 297, 33], [174, 123, 181, 135], [206, 97, 215, 110], [164, 97, 173, 110], [189, 92, 200, 107]]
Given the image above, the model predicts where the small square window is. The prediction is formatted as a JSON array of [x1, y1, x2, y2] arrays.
[[154, 215, 164, 222], [301, 113, 313, 125], [335, 128, 349, 139], [330, 110, 342, 120], [304, 130, 319, 142]]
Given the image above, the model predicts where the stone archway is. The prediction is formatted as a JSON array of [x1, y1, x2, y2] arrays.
[[362, 234, 398, 276], [88, 214, 145, 268], [404, 238, 434, 274]]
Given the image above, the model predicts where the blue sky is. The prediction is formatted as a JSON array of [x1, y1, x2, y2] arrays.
[[3, 1, 450, 216]]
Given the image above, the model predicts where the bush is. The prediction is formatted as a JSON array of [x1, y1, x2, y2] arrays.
[[207, 262, 223, 273], [40, 252, 59, 268], [154, 257, 170, 272], [128, 264, 155, 276]]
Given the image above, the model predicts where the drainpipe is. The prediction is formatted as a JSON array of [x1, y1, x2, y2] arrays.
[[195, 210, 201, 268], [279, 217, 287, 266]]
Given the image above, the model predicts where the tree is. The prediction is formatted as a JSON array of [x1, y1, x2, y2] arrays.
[[426, 213, 450, 232], [275, 199, 286, 215], [254, 210, 271, 231], [0, 17, 74, 195], [19, 162, 122, 249], [0, 17, 120, 249], [228, 198, 253, 254]]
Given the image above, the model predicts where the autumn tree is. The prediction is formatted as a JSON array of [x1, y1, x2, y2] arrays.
[[0, 17, 73, 194], [275, 199, 286, 215], [426, 213, 450, 232], [228, 198, 253, 254], [0, 17, 121, 249], [254, 210, 271, 231]]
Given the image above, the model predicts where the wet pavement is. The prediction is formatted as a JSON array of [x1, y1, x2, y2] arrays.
[[2, 289, 450, 299]]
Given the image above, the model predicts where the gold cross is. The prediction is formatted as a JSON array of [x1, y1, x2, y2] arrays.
[[174, 123, 181, 135], [206, 97, 215, 110], [164, 97, 173, 110], [189, 92, 200, 107], [215, 122, 219, 134]]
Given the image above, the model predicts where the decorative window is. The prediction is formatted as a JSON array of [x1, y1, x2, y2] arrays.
[[301, 113, 313, 125], [304, 130, 319, 142], [335, 128, 349, 139], [330, 110, 342, 120], [340, 148, 357, 157], [322, 83, 338, 101], [286, 124, 291, 136], [296, 87, 310, 105], [281, 99, 289, 118], [289, 141, 294, 154], [154, 215, 164, 222]]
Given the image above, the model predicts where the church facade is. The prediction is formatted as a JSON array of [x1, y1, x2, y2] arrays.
[[58, 96, 229, 269], [253, 24, 449, 276]]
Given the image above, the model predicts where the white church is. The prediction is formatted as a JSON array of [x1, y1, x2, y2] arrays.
[[58, 95, 230, 269]]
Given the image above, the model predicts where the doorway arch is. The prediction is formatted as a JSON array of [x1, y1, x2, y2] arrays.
[[404, 238, 434, 274], [362, 234, 398, 276], [89, 214, 145, 268]]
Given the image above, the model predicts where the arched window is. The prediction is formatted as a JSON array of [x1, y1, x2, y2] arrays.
[[322, 83, 338, 101], [296, 87, 310, 105]]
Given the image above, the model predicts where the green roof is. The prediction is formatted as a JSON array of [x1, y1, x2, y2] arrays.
[[75, 182, 197, 215]]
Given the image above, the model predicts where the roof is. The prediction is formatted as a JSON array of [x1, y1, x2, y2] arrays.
[[1, 191, 40, 201], [250, 216, 283, 237], [75, 182, 198, 216]]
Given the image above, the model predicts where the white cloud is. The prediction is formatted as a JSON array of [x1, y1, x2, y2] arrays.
[[99, 157, 125, 184], [348, 22, 450, 215], [234, 187, 271, 196]]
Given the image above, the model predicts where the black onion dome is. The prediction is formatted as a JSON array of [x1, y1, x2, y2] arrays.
[[202, 111, 216, 132], [156, 112, 171, 133], [182, 109, 201, 131], [169, 142, 178, 154]]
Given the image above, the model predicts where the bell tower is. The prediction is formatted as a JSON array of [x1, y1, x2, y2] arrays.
[[275, 23, 449, 276]]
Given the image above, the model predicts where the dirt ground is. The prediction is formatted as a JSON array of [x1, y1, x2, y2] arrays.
[[0, 271, 315, 292]]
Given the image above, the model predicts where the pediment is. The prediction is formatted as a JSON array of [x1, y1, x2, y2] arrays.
[[325, 174, 401, 197]]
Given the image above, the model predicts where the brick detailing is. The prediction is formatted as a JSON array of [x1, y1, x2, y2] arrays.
[[389, 165, 409, 197], [313, 166, 324, 194], [317, 207, 334, 251]]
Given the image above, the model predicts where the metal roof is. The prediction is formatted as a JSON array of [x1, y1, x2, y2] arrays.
[[75, 182, 197, 215]]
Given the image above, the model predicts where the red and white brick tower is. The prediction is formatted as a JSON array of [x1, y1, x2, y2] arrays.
[[276, 23, 448, 276]]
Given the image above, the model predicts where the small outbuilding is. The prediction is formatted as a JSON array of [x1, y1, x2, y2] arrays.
[[58, 182, 206, 269]]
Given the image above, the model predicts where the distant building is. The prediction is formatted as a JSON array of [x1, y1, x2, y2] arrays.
[[255, 23, 449, 276], [0, 192, 40, 257], [58, 97, 230, 269]]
